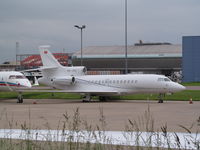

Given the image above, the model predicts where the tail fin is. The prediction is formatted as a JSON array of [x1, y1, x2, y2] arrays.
[[39, 45, 62, 67]]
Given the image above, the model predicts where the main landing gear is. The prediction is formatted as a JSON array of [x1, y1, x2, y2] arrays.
[[17, 92, 23, 103], [82, 94, 91, 102], [82, 94, 110, 102], [158, 93, 165, 103], [99, 96, 109, 102]]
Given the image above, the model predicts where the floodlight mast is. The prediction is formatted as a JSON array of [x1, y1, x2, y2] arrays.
[[125, 0, 128, 74], [74, 25, 86, 66]]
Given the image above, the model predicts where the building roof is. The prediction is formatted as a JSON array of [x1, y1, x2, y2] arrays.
[[73, 44, 182, 59], [21, 53, 68, 67]]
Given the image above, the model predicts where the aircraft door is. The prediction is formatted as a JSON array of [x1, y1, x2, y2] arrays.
[[162, 81, 170, 93], [165, 83, 169, 90]]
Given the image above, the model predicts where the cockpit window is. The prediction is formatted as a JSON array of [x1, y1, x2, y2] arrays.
[[16, 75, 26, 79], [164, 78, 170, 82], [9, 75, 16, 79], [158, 78, 171, 82], [9, 75, 26, 79]]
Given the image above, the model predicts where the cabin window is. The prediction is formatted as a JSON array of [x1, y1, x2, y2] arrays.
[[124, 80, 126, 84]]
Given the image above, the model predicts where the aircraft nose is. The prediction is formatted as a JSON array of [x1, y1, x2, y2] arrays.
[[175, 83, 185, 91], [25, 80, 32, 88], [27, 81, 32, 88], [180, 84, 186, 90]]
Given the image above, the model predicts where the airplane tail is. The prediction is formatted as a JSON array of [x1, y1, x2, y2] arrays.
[[39, 45, 86, 77], [39, 45, 62, 68]]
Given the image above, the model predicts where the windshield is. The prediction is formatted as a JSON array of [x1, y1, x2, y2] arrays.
[[158, 77, 171, 82], [9, 75, 26, 79], [164, 78, 171, 81]]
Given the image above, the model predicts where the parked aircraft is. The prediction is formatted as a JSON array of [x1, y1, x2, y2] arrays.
[[38, 46, 185, 103], [0, 71, 32, 103]]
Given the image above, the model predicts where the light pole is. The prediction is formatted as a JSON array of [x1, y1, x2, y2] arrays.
[[16, 42, 19, 70], [125, 0, 128, 74], [74, 25, 86, 66]]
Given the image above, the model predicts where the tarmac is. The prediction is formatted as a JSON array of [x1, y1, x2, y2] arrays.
[[0, 99, 200, 133]]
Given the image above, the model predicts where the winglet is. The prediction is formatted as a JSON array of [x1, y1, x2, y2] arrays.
[[39, 45, 62, 67]]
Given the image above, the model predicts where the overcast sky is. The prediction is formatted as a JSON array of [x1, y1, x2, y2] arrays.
[[0, 0, 200, 63]]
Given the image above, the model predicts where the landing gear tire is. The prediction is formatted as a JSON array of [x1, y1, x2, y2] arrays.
[[17, 95, 23, 103], [82, 100, 90, 102], [99, 96, 107, 102], [82, 94, 91, 102], [158, 93, 165, 103]]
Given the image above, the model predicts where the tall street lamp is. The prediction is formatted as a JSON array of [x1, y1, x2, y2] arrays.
[[125, 0, 128, 74], [74, 25, 86, 66]]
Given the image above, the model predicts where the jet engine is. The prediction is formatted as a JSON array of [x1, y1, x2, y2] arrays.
[[63, 66, 87, 76], [53, 76, 75, 85]]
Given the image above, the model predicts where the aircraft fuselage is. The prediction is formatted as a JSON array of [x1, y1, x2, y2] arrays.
[[39, 74, 185, 96]]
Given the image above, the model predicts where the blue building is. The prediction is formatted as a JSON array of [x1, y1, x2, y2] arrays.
[[183, 36, 200, 82]]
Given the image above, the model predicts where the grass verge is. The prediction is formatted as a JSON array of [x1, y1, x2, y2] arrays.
[[121, 90, 200, 101], [0, 90, 200, 101], [182, 82, 200, 86]]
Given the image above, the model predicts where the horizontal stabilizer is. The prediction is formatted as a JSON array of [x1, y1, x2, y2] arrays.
[[22, 66, 57, 73]]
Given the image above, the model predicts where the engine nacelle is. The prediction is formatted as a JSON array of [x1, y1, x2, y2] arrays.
[[53, 76, 75, 85], [64, 66, 87, 76]]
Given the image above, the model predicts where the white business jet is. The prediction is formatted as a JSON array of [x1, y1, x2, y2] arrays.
[[0, 71, 32, 103], [38, 46, 185, 103]]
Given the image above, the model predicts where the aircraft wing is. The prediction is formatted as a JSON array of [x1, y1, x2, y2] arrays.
[[22, 66, 58, 72], [17, 89, 120, 96]]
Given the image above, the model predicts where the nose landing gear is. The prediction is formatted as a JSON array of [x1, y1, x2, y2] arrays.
[[17, 92, 23, 103], [99, 96, 110, 102], [158, 93, 165, 103]]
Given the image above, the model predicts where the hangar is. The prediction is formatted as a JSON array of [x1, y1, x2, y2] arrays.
[[72, 42, 182, 76], [1, 42, 182, 80]]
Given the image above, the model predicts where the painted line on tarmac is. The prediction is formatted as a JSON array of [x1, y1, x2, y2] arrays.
[[0, 129, 199, 149]]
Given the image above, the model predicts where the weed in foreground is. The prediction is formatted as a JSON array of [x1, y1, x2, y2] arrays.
[[0, 107, 200, 150]]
